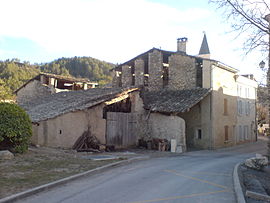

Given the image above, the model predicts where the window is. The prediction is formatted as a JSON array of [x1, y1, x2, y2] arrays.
[[196, 59, 203, 88], [238, 100, 243, 115], [239, 125, 243, 141], [197, 129, 202, 139], [239, 86, 242, 97], [162, 65, 169, 87], [246, 101, 250, 115], [224, 99, 228, 115], [131, 66, 135, 86], [244, 125, 249, 140], [144, 75, 149, 86], [224, 126, 229, 141]]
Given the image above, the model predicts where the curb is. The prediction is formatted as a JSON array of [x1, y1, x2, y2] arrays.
[[233, 163, 246, 203], [0, 156, 148, 203]]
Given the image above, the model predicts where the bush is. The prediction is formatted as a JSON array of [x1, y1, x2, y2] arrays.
[[0, 103, 32, 153]]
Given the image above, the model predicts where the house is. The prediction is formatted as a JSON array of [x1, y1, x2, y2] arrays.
[[236, 75, 257, 142], [15, 73, 98, 106], [19, 34, 257, 151], [112, 34, 257, 150], [23, 87, 141, 148]]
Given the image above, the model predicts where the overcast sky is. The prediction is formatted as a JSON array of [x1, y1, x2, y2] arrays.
[[0, 0, 267, 83]]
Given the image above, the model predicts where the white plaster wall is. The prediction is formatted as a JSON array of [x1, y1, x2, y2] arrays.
[[148, 113, 186, 150], [31, 104, 106, 148], [211, 64, 238, 148], [236, 75, 257, 143]]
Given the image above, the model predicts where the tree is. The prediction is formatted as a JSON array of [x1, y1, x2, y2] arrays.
[[210, 0, 270, 54], [0, 103, 32, 153]]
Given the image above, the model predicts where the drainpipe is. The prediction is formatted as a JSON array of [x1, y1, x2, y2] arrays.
[[210, 64, 214, 150]]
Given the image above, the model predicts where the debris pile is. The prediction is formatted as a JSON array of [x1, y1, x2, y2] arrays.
[[138, 138, 170, 151], [72, 130, 104, 152]]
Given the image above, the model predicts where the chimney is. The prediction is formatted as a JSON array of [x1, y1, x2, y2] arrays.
[[177, 37, 188, 53]]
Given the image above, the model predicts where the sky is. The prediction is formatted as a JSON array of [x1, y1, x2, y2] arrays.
[[0, 0, 267, 83]]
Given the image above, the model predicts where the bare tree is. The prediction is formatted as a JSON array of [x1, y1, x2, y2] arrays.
[[210, 0, 270, 54]]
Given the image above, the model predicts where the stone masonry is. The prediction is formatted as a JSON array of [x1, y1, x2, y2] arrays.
[[148, 50, 163, 91], [121, 65, 132, 87], [168, 54, 196, 90], [135, 58, 144, 86]]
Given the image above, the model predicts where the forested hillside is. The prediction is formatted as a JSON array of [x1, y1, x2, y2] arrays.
[[0, 57, 115, 100]]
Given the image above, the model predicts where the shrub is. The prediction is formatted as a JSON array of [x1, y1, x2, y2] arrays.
[[0, 103, 32, 153]]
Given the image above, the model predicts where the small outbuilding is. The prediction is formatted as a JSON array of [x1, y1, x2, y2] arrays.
[[23, 87, 141, 149]]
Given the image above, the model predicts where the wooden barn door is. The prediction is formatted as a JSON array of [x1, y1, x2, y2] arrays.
[[106, 112, 137, 148]]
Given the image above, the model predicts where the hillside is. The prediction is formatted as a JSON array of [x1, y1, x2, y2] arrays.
[[0, 57, 115, 100]]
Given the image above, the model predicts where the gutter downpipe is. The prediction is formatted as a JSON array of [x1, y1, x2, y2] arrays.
[[210, 63, 214, 150]]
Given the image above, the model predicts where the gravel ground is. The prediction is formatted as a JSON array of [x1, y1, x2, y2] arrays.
[[239, 164, 270, 203]]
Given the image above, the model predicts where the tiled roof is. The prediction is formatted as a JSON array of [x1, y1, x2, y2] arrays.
[[143, 88, 211, 113], [23, 87, 138, 123]]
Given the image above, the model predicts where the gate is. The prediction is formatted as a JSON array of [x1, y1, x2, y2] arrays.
[[106, 112, 137, 148]]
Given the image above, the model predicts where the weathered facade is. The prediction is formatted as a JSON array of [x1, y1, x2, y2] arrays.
[[112, 34, 257, 150], [19, 34, 257, 151], [24, 88, 141, 148], [235, 75, 257, 143], [15, 73, 98, 106]]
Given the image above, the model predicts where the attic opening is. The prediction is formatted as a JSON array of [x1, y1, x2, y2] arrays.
[[196, 58, 203, 88], [131, 63, 135, 86], [144, 57, 149, 86], [103, 97, 131, 119], [117, 66, 122, 87], [162, 53, 170, 88]]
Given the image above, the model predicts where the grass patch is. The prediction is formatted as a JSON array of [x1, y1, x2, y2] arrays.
[[0, 147, 119, 198]]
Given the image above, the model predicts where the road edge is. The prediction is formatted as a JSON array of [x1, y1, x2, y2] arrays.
[[0, 156, 148, 203], [233, 162, 246, 203]]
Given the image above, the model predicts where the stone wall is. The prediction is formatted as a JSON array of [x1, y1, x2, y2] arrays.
[[16, 80, 53, 106], [135, 58, 144, 86], [147, 113, 186, 151], [168, 54, 196, 90], [148, 50, 163, 91], [112, 70, 120, 88], [121, 65, 132, 87]]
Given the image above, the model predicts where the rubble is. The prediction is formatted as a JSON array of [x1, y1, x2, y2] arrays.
[[244, 154, 268, 171], [138, 138, 170, 151]]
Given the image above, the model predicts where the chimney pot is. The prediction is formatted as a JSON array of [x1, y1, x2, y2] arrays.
[[177, 37, 188, 53]]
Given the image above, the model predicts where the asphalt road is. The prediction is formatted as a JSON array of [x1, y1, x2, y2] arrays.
[[18, 137, 267, 203]]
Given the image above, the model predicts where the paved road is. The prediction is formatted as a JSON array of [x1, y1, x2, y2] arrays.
[[19, 138, 267, 203]]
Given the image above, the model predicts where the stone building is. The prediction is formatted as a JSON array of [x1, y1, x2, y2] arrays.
[[112, 34, 258, 150], [23, 87, 141, 148], [15, 73, 98, 106]]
